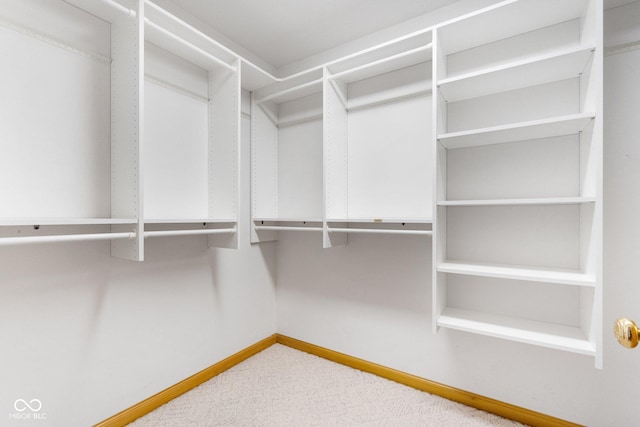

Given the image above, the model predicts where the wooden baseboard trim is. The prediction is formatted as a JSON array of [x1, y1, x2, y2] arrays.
[[276, 334, 582, 427], [94, 334, 277, 427]]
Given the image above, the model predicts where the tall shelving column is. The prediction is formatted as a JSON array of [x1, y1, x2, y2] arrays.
[[142, 1, 241, 249], [432, 0, 603, 367], [323, 34, 434, 247], [0, 0, 143, 259], [111, 0, 145, 260], [250, 71, 325, 243]]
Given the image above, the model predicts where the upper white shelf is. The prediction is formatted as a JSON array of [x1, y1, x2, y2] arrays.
[[437, 307, 595, 356], [437, 261, 595, 287], [62, 0, 136, 23], [0, 218, 137, 226], [438, 112, 595, 149], [438, 197, 596, 207], [438, 46, 594, 102], [254, 78, 323, 104], [437, 0, 591, 55], [328, 44, 432, 85]]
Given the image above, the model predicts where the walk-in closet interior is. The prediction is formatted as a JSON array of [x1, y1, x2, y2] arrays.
[[1, 0, 638, 426]]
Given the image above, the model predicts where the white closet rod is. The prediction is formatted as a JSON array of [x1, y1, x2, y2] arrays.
[[144, 228, 236, 238], [63, 0, 136, 17], [144, 0, 433, 84], [0, 232, 135, 246], [328, 228, 432, 236], [327, 44, 431, 81], [98, 0, 136, 16], [255, 78, 323, 104], [254, 226, 323, 232], [144, 18, 236, 72]]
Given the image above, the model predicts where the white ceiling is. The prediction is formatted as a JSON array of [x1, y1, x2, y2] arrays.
[[168, 0, 460, 69]]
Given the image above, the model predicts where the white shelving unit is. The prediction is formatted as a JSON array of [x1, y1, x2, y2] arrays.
[[250, 71, 325, 242], [323, 33, 433, 247], [143, 4, 241, 249], [0, 0, 144, 259], [432, 0, 603, 367], [1, 0, 240, 257]]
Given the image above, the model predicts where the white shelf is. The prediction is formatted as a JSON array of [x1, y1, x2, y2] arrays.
[[438, 197, 596, 207], [438, 46, 595, 102], [437, 261, 595, 287], [254, 78, 323, 104], [329, 44, 432, 85], [437, 0, 591, 55], [253, 218, 323, 223], [0, 218, 137, 226], [437, 308, 595, 356], [326, 218, 432, 224], [145, 218, 236, 224], [438, 112, 595, 149]]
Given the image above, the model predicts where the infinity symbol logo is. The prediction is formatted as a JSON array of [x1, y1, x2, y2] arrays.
[[14, 399, 42, 412]]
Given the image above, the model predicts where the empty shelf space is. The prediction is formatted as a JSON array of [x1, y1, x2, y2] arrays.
[[253, 218, 323, 223], [438, 46, 595, 102], [437, 261, 595, 286], [437, 197, 596, 207], [437, 308, 595, 356], [328, 228, 432, 236], [0, 218, 137, 226], [438, 112, 595, 149]]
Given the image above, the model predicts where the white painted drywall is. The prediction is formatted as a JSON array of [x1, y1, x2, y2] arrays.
[[276, 3, 640, 426], [0, 91, 277, 426]]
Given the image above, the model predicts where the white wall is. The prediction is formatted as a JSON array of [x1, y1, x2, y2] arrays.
[[0, 94, 277, 426], [276, 3, 640, 426]]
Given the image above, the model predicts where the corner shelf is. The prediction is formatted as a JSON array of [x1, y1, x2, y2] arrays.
[[437, 308, 596, 356]]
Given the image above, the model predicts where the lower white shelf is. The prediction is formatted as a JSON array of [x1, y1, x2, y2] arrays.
[[0, 218, 137, 226], [437, 261, 595, 287], [437, 308, 595, 356]]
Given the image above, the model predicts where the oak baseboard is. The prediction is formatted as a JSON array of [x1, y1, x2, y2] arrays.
[[94, 333, 581, 427], [93, 334, 277, 427], [275, 334, 582, 427]]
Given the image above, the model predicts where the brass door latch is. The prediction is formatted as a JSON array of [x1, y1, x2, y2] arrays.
[[614, 317, 640, 349]]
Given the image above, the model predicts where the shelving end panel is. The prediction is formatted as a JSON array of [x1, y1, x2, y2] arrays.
[[323, 222, 347, 249], [322, 68, 348, 248], [208, 59, 241, 249], [250, 91, 278, 243], [110, 0, 144, 261]]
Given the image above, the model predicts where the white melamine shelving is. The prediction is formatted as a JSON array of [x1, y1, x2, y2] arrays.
[[143, 4, 240, 248], [322, 34, 433, 247], [251, 72, 325, 242], [438, 46, 595, 102], [438, 113, 596, 149], [437, 261, 595, 287], [1, 0, 242, 255], [0, 0, 143, 258], [437, 197, 596, 207], [438, 308, 596, 356], [432, 0, 603, 367]]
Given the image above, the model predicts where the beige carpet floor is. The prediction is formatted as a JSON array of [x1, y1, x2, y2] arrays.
[[128, 344, 527, 426]]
